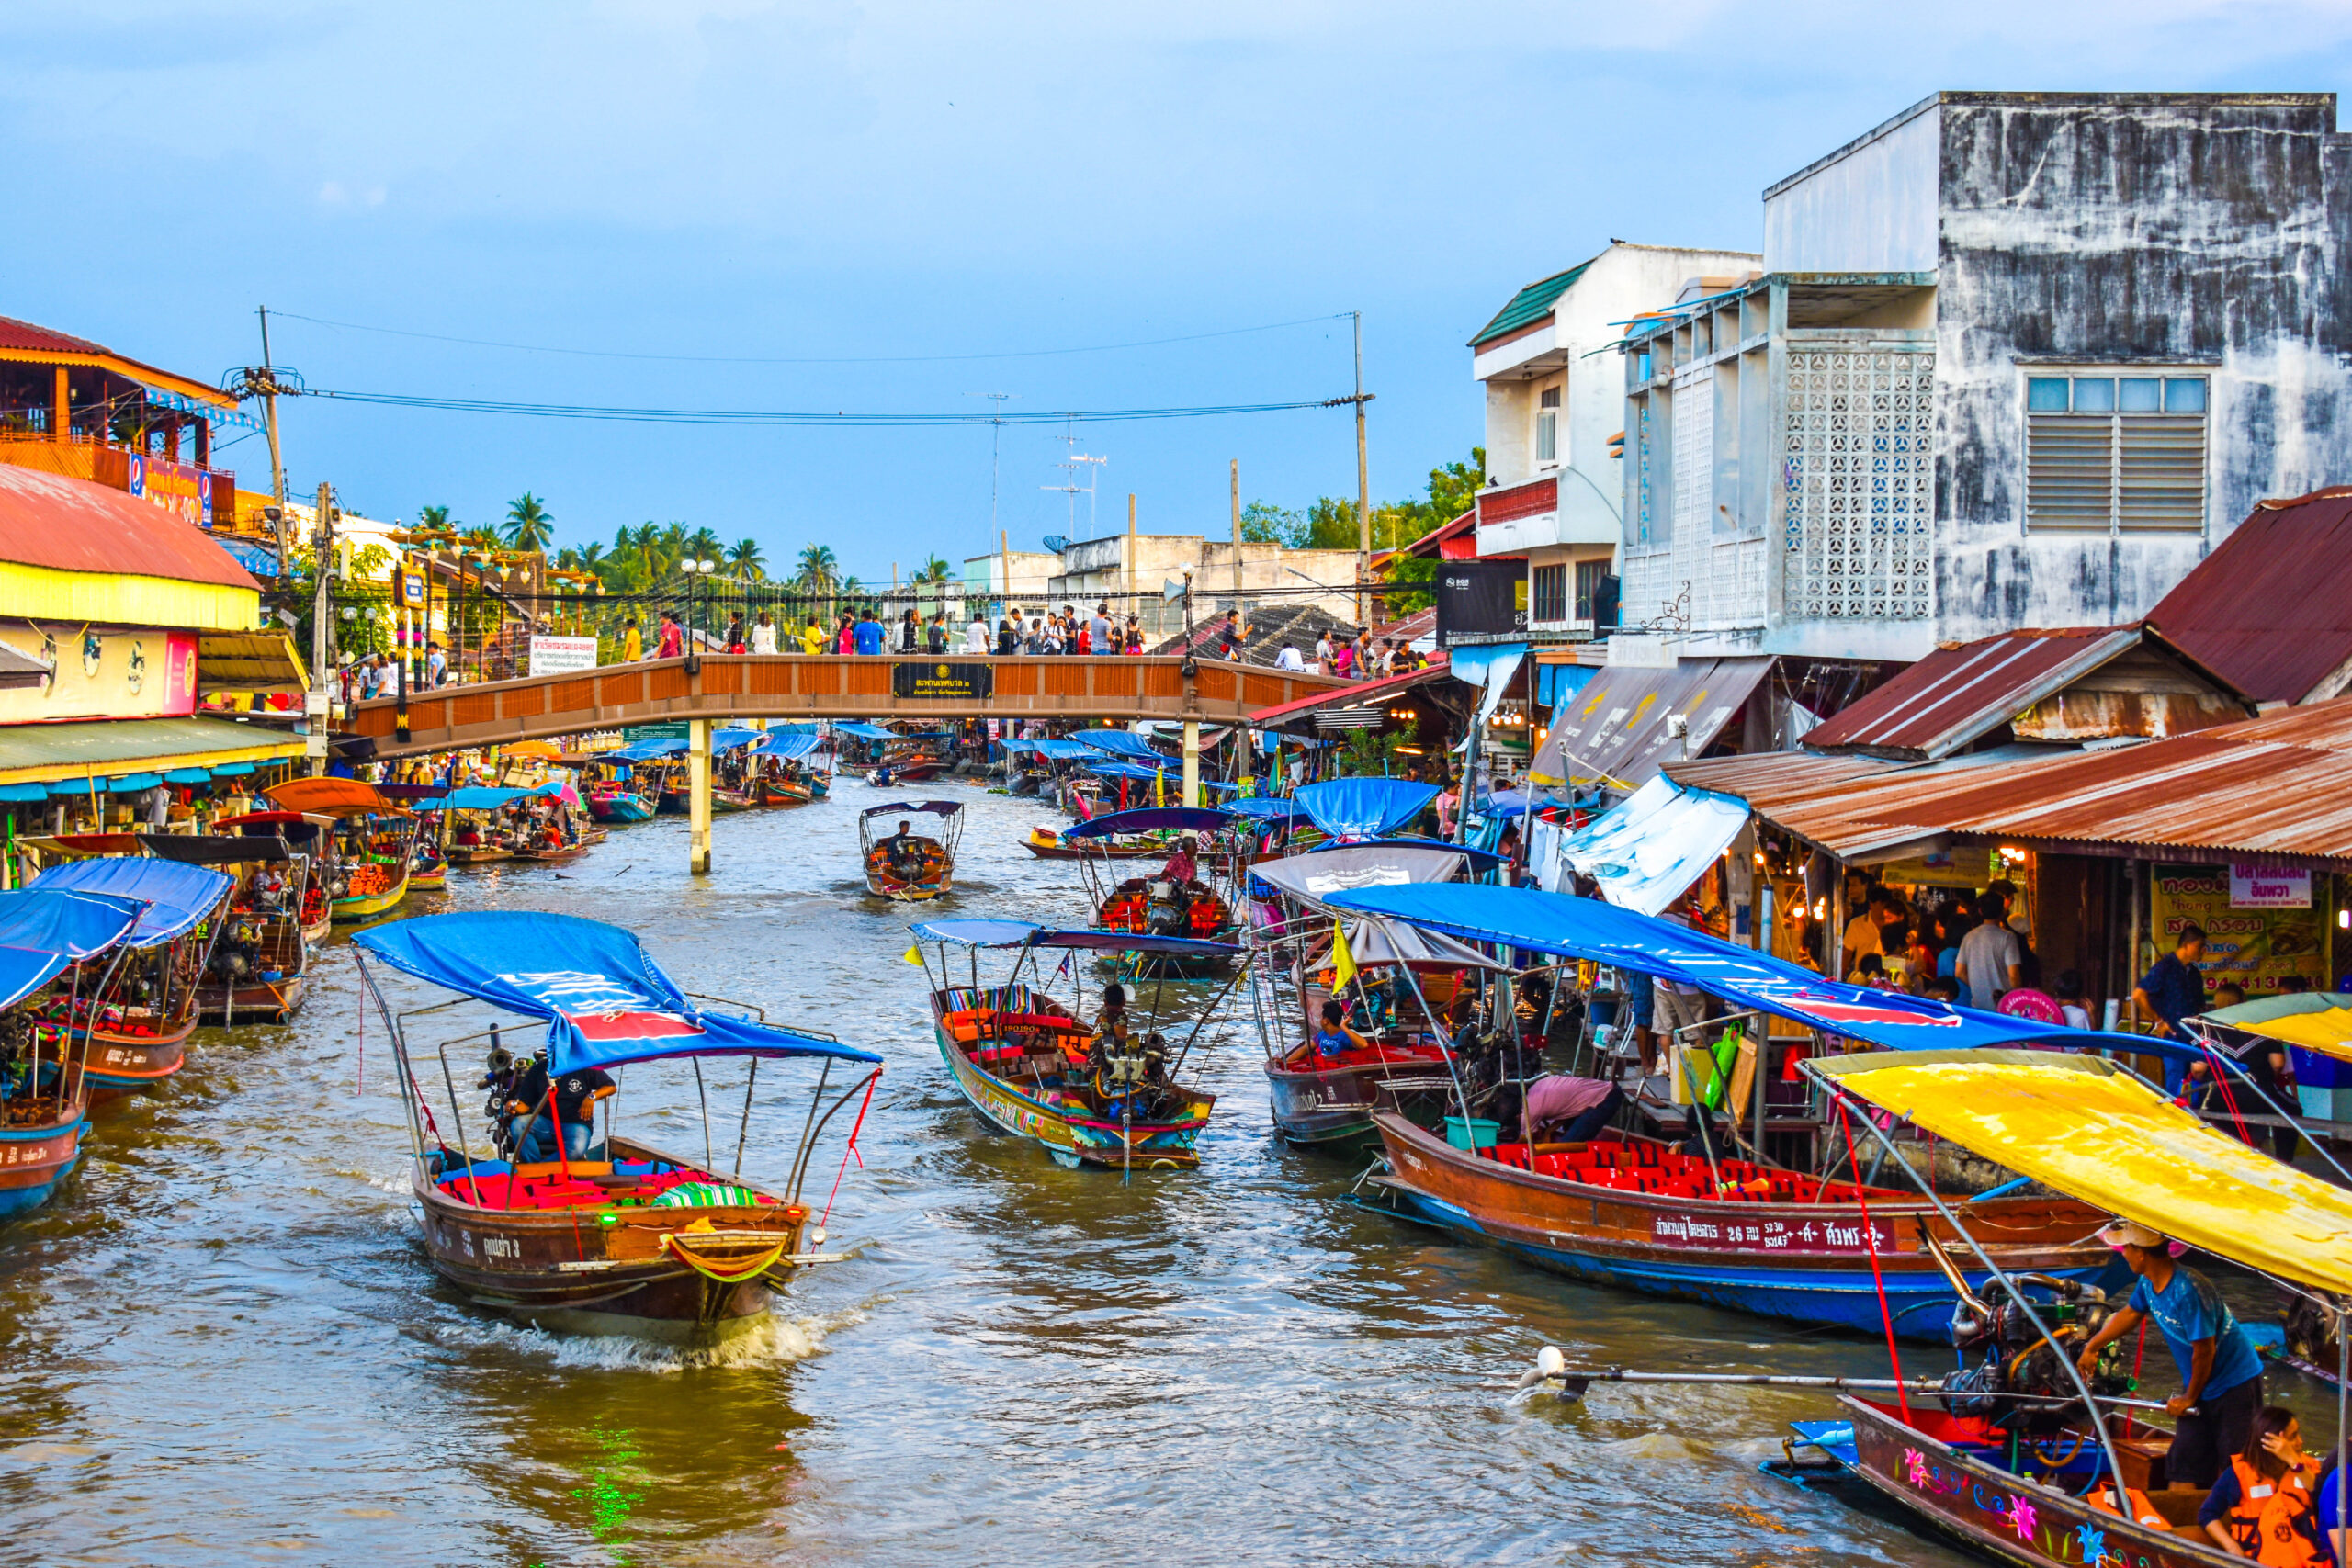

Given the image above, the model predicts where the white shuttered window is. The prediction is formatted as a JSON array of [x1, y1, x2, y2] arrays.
[[2025, 374, 2208, 532]]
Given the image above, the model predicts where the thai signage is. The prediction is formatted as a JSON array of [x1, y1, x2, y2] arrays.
[[2229, 864, 2311, 908], [892, 661, 993, 702], [0, 628, 197, 724], [126, 454, 213, 526], [2152, 867, 2325, 997], [527, 636, 598, 675]]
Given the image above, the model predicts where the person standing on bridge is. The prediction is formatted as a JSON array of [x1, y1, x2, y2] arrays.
[[800, 617, 824, 656], [1091, 603, 1115, 657], [725, 611, 747, 653], [927, 612, 950, 654], [656, 611, 684, 660], [621, 619, 642, 663], [750, 612, 777, 655], [854, 608, 886, 656], [966, 610, 990, 655]]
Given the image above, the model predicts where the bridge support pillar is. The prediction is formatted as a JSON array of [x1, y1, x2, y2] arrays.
[[688, 717, 712, 875], [1181, 719, 1200, 808]]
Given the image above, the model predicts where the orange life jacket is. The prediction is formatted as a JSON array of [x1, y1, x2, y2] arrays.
[[2086, 1483, 2170, 1530], [2223, 1456, 2325, 1568]]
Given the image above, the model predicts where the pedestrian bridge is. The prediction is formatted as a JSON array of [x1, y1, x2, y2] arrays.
[[345, 653, 1349, 759]]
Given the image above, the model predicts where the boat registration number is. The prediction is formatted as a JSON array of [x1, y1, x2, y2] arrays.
[[1650, 1213, 1892, 1253]]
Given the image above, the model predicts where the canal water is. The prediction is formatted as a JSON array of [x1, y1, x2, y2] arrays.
[[0, 783, 2332, 1565]]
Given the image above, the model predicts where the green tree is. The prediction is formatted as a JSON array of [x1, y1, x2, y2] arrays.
[[417, 503, 454, 534], [460, 524, 500, 551], [684, 525, 725, 566], [795, 544, 839, 592], [503, 492, 555, 552], [725, 538, 767, 580], [1238, 502, 1302, 546]]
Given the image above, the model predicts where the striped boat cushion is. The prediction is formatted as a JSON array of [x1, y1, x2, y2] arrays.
[[652, 1182, 761, 1209]]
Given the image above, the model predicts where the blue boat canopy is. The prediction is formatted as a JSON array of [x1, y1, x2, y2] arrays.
[[353, 912, 881, 1073], [832, 721, 899, 740], [909, 919, 1238, 958], [1307, 836, 1505, 874], [1322, 883, 2198, 1061], [1064, 806, 1234, 840], [446, 781, 562, 811], [862, 799, 963, 819], [0, 887, 143, 1010], [1073, 728, 1165, 760], [610, 739, 684, 761], [1225, 795, 1309, 821], [766, 733, 822, 761], [712, 728, 770, 753], [1295, 778, 1439, 840], [29, 858, 234, 948], [1083, 761, 1174, 784]]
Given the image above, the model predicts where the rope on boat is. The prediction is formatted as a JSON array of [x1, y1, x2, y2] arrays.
[[662, 1233, 787, 1282], [1834, 1096, 1910, 1422]]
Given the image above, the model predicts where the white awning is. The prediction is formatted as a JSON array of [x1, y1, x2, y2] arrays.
[[1541, 774, 1749, 915]]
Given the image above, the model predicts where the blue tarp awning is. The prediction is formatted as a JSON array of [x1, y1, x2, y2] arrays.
[[1064, 806, 1234, 840], [767, 734, 822, 761], [353, 912, 882, 1073], [1073, 729, 1165, 760], [1085, 760, 1171, 783], [0, 887, 143, 1009], [446, 781, 562, 811], [832, 722, 899, 740], [712, 728, 770, 754], [29, 857, 235, 948], [910, 919, 1238, 958], [1226, 796, 1309, 821], [1323, 883, 2196, 1061], [1295, 778, 1439, 840]]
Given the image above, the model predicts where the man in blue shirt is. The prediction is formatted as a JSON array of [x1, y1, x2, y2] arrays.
[[2133, 924, 2208, 1091], [852, 611, 886, 656], [2075, 1219, 2264, 1487]]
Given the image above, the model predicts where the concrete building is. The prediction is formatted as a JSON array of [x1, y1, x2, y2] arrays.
[[968, 532, 1360, 643], [1617, 92, 2352, 663], [1468, 243, 1762, 641]]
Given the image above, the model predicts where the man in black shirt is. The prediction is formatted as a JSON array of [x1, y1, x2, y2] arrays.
[[506, 1052, 617, 1164]]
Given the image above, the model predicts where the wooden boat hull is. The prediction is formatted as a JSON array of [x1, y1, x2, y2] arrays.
[[1369, 1112, 2126, 1337], [333, 867, 410, 920], [302, 912, 333, 946], [751, 780, 811, 807], [413, 1134, 815, 1345], [1023, 831, 1164, 860], [1266, 1049, 1453, 1154], [588, 793, 656, 823], [445, 845, 513, 864], [0, 1104, 88, 1216], [410, 865, 447, 891], [1815, 1395, 2228, 1568], [198, 973, 306, 1024], [81, 1016, 197, 1100], [931, 1011, 1210, 1169], [510, 842, 591, 864]]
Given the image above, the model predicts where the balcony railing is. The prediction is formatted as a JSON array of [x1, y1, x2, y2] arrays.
[[0, 434, 236, 529]]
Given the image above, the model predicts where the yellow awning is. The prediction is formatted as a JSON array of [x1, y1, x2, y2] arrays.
[[197, 631, 308, 695], [2201, 995, 2352, 1066], [1812, 1049, 2352, 1297]]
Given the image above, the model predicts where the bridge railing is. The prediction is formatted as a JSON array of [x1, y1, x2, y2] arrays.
[[344, 653, 1350, 756]]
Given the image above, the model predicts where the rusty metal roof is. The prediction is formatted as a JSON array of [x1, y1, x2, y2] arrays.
[[2147, 487, 2352, 705], [1693, 697, 2352, 867], [1530, 657, 1772, 791], [1801, 627, 2141, 758]]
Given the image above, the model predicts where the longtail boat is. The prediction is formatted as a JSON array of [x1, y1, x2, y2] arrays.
[[1715, 1049, 2352, 1568], [0, 887, 144, 1216], [355, 910, 882, 1343], [588, 785, 657, 822], [1023, 827, 1162, 860], [860, 800, 964, 901], [141, 832, 314, 1025], [911, 920, 1235, 1170], [30, 856, 234, 1100], [1070, 807, 1242, 976], [1326, 883, 2158, 1336], [266, 778, 419, 922], [1246, 843, 1500, 1154]]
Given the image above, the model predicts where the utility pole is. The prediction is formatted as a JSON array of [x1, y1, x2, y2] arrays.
[[987, 391, 1012, 543], [1229, 458, 1244, 624], [1353, 310, 1371, 626], [308, 480, 335, 776], [1125, 494, 1137, 633]]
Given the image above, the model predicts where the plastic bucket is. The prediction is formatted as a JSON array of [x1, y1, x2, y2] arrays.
[[1443, 1116, 1499, 1151]]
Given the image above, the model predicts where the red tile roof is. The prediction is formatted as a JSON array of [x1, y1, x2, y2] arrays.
[[1802, 626, 2138, 759], [0, 465, 257, 591], [0, 315, 108, 356], [1249, 657, 1450, 726], [2146, 487, 2352, 704]]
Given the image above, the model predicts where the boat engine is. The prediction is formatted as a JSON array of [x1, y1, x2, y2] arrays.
[[211, 919, 263, 984], [1143, 879, 1191, 938], [1091, 1031, 1170, 1119], [2282, 1292, 2346, 1373], [1938, 1274, 2124, 1435], [477, 1036, 526, 1158]]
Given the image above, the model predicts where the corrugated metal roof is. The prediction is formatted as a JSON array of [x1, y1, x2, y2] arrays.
[[0, 465, 258, 591], [1700, 697, 2352, 866], [1666, 747, 2063, 860], [2146, 487, 2352, 704], [1529, 657, 1772, 791], [1468, 259, 1594, 348], [1801, 626, 2138, 758], [0, 315, 107, 356]]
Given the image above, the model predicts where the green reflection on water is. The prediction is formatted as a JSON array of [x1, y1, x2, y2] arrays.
[[570, 1426, 645, 1563]]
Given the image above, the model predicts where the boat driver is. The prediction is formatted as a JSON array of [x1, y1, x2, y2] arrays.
[[505, 1051, 618, 1165], [2074, 1219, 2266, 1488], [882, 819, 927, 877]]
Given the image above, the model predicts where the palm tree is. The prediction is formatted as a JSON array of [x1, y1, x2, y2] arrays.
[[575, 540, 605, 573], [726, 538, 766, 581], [684, 525, 725, 566], [460, 525, 500, 551], [418, 503, 453, 535], [503, 492, 555, 552], [795, 544, 839, 592]]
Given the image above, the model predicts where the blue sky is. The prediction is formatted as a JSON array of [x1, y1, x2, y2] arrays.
[[5, 3, 2347, 580]]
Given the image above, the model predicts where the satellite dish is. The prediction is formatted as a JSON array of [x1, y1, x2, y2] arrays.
[[1162, 578, 1188, 604], [1042, 535, 1069, 554]]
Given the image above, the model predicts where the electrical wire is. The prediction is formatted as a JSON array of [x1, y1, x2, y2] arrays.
[[297, 387, 1360, 427], [270, 309, 1356, 366]]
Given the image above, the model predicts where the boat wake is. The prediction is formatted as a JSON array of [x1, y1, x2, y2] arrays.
[[409, 1303, 869, 1374]]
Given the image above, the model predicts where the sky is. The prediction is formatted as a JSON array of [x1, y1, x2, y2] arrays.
[[5, 2, 2351, 582]]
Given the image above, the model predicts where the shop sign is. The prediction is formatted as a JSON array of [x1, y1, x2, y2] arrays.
[[1872, 849, 1999, 890], [2152, 869, 2325, 997], [622, 723, 687, 741], [527, 636, 598, 675], [1435, 562, 1528, 648], [127, 454, 213, 525], [892, 661, 992, 702], [2230, 864, 2311, 908]]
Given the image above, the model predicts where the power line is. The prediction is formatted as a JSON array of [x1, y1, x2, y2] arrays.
[[296, 387, 1364, 427], [269, 309, 1355, 367]]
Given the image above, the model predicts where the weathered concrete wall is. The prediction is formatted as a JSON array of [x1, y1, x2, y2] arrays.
[[1934, 93, 2352, 643]]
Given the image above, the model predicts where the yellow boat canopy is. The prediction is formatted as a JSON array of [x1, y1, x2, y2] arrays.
[[2200, 993, 2352, 1066], [1811, 1048, 2352, 1297]]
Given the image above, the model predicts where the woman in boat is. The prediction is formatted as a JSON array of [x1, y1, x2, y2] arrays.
[[2198, 1407, 2326, 1565]]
